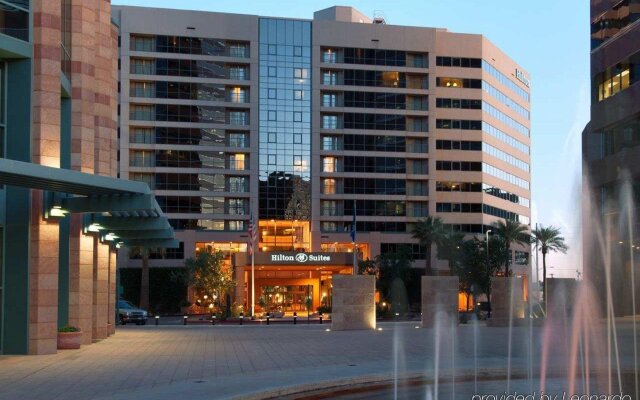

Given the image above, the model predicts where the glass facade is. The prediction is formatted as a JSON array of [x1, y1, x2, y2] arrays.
[[591, 0, 640, 49], [258, 18, 311, 220], [0, 0, 29, 42]]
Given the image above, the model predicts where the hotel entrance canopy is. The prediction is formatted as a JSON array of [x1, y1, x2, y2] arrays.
[[0, 158, 177, 248]]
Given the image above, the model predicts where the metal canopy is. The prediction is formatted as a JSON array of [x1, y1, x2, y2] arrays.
[[0, 158, 177, 248]]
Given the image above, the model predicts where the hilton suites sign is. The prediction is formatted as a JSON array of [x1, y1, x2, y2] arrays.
[[236, 252, 353, 266]]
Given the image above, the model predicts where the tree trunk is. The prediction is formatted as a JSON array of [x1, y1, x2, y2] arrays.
[[426, 240, 433, 276], [542, 249, 547, 305], [505, 243, 510, 277], [139, 251, 150, 310]]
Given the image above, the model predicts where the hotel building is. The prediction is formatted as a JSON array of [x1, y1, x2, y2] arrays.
[[583, 0, 640, 316], [0, 1, 173, 355], [114, 5, 532, 313]]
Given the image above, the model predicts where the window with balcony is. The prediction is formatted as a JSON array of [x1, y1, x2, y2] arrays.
[[130, 35, 155, 52], [322, 136, 339, 150], [130, 127, 154, 144], [227, 132, 247, 148], [129, 105, 154, 120], [322, 178, 336, 194], [229, 66, 248, 80], [130, 58, 155, 75], [322, 71, 338, 85], [322, 49, 337, 63], [229, 43, 248, 58], [229, 176, 248, 192], [321, 201, 339, 216], [229, 87, 247, 103], [322, 157, 337, 173], [322, 93, 337, 107], [229, 111, 248, 126], [229, 154, 246, 170], [130, 150, 154, 167], [130, 81, 155, 98], [322, 115, 338, 129]]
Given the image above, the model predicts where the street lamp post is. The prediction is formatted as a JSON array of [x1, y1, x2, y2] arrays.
[[486, 229, 492, 318]]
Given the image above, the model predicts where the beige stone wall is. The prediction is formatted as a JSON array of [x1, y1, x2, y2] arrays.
[[489, 277, 525, 326], [29, 0, 63, 356], [331, 275, 376, 330], [421, 276, 459, 328]]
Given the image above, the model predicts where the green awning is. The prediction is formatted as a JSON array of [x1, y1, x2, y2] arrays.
[[0, 158, 177, 248]]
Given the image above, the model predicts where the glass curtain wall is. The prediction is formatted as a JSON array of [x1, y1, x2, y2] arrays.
[[258, 18, 311, 222]]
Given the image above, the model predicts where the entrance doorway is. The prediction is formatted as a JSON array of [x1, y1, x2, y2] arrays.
[[260, 285, 312, 313]]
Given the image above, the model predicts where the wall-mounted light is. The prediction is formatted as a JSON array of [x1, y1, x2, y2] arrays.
[[43, 191, 69, 220]]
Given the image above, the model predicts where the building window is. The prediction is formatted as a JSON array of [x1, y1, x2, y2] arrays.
[[268, 132, 276, 143], [268, 111, 276, 121], [130, 35, 155, 52], [294, 90, 304, 100], [294, 68, 308, 79], [268, 67, 277, 77], [229, 176, 248, 192], [322, 49, 337, 63], [130, 150, 154, 167], [322, 136, 338, 150], [229, 87, 247, 103], [322, 93, 336, 107], [229, 154, 245, 170], [227, 132, 247, 148], [228, 220, 246, 231], [229, 66, 247, 80], [268, 88, 277, 99], [130, 81, 155, 97], [229, 43, 248, 58], [228, 198, 247, 215], [268, 154, 276, 165], [322, 178, 336, 194], [322, 115, 338, 129], [322, 71, 337, 85], [229, 111, 248, 126], [321, 201, 338, 216], [129, 127, 154, 144], [322, 157, 337, 173], [130, 58, 155, 75], [293, 112, 302, 122], [293, 134, 302, 144], [129, 104, 154, 120]]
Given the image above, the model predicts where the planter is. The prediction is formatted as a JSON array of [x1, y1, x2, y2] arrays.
[[57, 331, 82, 350]]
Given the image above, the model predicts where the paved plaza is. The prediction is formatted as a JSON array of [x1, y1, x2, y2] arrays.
[[0, 320, 638, 400]]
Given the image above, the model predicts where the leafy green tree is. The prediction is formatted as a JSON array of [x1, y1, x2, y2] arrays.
[[532, 225, 569, 303], [182, 249, 236, 310], [492, 219, 530, 277], [411, 216, 446, 275], [459, 237, 507, 315]]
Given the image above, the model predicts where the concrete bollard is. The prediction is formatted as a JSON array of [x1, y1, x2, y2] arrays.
[[293, 312, 297, 325], [183, 315, 188, 326]]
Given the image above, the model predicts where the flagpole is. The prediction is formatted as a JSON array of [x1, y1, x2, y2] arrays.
[[251, 208, 255, 318], [352, 199, 357, 275]]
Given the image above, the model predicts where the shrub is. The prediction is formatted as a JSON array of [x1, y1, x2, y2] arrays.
[[58, 326, 80, 333]]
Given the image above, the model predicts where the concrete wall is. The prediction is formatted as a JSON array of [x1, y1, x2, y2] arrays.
[[421, 276, 459, 328], [331, 275, 375, 330], [489, 277, 525, 326]]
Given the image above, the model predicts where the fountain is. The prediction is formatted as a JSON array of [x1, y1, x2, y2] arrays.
[[275, 171, 638, 400]]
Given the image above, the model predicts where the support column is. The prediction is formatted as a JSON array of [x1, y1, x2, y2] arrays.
[[68, 216, 94, 345], [28, 0, 63, 355], [108, 249, 116, 335], [489, 277, 525, 327], [92, 242, 109, 340]]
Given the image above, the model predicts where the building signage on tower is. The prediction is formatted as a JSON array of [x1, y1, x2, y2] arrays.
[[515, 68, 531, 87]]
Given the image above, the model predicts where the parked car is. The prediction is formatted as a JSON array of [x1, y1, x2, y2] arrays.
[[118, 300, 148, 325]]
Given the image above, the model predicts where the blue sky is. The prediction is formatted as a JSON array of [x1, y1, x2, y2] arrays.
[[113, 0, 590, 278]]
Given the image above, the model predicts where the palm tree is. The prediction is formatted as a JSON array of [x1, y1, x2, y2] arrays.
[[532, 225, 568, 303], [412, 216, 446, 275], [129, 246, 151, 311], [492, 219, 530, 277]]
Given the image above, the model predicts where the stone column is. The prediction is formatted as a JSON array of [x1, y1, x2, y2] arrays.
[[421, 276, 459, 328], [331, 275, 375, 330], [92, 242, 109, 340], [489, 277, 525, 327], [29, 0, 63, 355], [68, 0, 97, 346], [108, 249, 116, 335]]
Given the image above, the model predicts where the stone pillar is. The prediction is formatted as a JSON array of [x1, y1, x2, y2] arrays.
[[68, 217, 95, 345], [92, 242, 109, 340], [107, 249, 116, 335], [331, 275, 375, 330], [547, 278, 579, 319], [421, 276, 459, 328], [489, 277, 525, 327], [29, 0, 62, 355]]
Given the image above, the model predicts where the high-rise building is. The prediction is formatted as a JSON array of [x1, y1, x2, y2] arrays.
[[0, 1, 173, 355], [583, 0, 640, 316], [114, 5, 532, 313]]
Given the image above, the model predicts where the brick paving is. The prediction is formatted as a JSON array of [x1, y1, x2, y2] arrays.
[[0, 320, 637, 400]]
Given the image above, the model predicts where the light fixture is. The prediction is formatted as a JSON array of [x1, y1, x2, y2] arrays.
[[87, 223, 103, 233], [104, 233, 118, 242], [49, 206, 68, 218]]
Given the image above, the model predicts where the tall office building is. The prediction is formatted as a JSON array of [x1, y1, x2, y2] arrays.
[[114, 6, 531, 313], [584, 0, 640, 316]]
